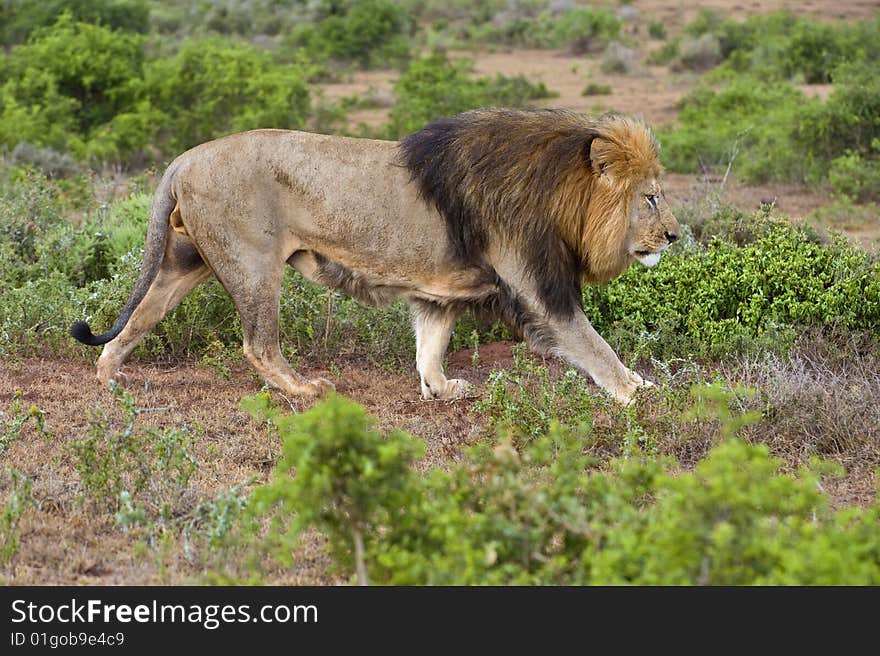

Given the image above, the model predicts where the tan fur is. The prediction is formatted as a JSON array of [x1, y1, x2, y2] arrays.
[[81, 110, 679, 404]]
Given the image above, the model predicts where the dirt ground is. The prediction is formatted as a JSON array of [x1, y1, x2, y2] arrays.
[[3, 339, 878, 584], [0, 353, 496, 584]]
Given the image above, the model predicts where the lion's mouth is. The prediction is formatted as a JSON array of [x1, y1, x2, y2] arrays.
[[632, 249, 663, 267]]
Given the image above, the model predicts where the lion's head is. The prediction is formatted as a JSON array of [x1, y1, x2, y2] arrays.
[[401, 108, 680, 314], [551, 113, 681, 283]]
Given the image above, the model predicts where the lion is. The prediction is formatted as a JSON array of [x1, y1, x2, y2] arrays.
[[71, 108, 680, 404]]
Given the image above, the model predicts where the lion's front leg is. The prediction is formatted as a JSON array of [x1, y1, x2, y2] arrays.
[[411, 301, 471, 400], [545, 311, 653, 405]]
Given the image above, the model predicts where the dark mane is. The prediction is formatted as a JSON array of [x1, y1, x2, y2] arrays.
[[398, 108, 605, 318]]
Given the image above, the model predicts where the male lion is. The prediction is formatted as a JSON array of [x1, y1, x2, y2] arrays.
[[71, 109, 679, 404]]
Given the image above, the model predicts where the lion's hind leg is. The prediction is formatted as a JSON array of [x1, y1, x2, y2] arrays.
[[412, 301, 472, 400], [208, 249, 333, 398], [96, 233, 211, 385]]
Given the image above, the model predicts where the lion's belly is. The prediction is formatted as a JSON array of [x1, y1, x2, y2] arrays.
[[288, 249, 496, 308]]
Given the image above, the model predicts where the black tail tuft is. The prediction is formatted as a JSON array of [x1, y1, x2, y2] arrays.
[[70, 320, 109, 346]]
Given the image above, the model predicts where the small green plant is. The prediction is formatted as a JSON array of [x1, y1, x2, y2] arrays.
[[582, 82, 612, 96], [475, 344, 608, 443], [0, 467, 34, 566], [648, 20, 667, 40], [69, 383, 198, 518], [244, 392, 424, 585], [0, 392, 50, 454]]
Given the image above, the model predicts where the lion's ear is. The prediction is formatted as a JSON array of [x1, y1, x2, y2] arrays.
[[587, 136, 612, 178]]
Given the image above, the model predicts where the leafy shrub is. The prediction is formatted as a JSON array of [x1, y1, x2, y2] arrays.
[[648, 20, 667, 40], [69, 383, 198, 520], [0, 0, 149, 46], [468, 7, 621, 52], [146, 38, 311, 153], [239, 391, 880, 585], [581, 211, 880, 359], [693, 10, 878, 83], [285, 0, 412, 69], [244, 392, 424, 584], [793, 62, 880, 189], [0, 14, 151, 161], [385, 54, 554, 138], [658, 77, 814, 182], [582, 82, 612, 96], [660, 57, 880, 194], [828, 151, 880, 203]]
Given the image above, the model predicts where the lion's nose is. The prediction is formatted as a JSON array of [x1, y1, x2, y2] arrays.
[[665, 231, 679, 243]]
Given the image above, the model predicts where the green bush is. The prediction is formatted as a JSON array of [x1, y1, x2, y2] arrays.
[[462, 7, 620, 52], [582, 82, 612, 96], [657, 77, 810, 181], [653, 11, 878, 83], [244, 392, 424, 584], [648, 20, 667, 40], [285, 0, 412, 69], [238, 392, 880, 585], [0, 14, 152, 161], [146, 38, 311, 153], [385, 53, 554, 138], [581, 212, 880, 359], [660, 58, 880, 195], [0, 0, 149, 46]]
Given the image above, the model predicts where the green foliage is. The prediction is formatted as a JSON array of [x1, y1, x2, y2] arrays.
[[461, 7, 621, 52], [241, 391, 880, 585], [659, 60, 880, 196], [582, 82, 612, 96], [385, 53, 554, 138], [793, 62, 880, 190], [244, 392, 424, 582], [0, 14, 152, 161], [648, 20, 667, 40], [476, 344, 612, 443], [0, 0, 149, 46], [0, 467, 34, 566], [675, 10, 879, 83], [829, 150, 880, 203], [657, 77, 809, 181], [581, 211, 880, 359], [69, 383, 198, 521], [0, 392, 50, 455], [285, 0, 412, 68], [146, 38, 311, 153]]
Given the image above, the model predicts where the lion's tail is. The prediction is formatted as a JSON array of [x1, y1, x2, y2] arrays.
[[70, 162, 179, 347]]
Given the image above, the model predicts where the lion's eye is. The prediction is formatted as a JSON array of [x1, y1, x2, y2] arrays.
[[645, 195, 658, 210]]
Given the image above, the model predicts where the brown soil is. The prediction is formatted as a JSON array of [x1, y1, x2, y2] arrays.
[[0, 355, 492, 584], [3, 342, 878, 584]]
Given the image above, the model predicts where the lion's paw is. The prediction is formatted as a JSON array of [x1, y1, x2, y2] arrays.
[[443, 378, 476, 400], [306, 377, 336, 396], [609, 370, 654, 405], [422, 378, 475, 400], [98, 369, 129, 388]]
